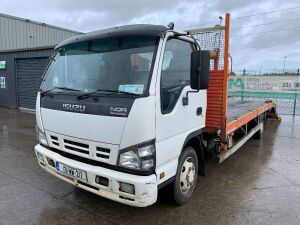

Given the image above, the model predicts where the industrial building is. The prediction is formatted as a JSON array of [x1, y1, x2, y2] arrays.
[[0, 13, 80, 109]]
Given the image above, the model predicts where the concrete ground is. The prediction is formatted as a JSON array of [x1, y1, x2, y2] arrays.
[[0, 107, 299, 225]]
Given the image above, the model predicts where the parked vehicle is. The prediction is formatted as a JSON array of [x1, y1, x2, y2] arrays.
[[34, 14, 279, 207]]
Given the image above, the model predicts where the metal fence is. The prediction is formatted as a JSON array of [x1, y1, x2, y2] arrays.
[[193, 27, 225, 70], [228, 75, 300, 116], [235, 69, 300, 76], [229, 97, 299, 116]]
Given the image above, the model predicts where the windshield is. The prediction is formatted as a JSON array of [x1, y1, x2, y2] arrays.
[[41, 36, 158, 95]]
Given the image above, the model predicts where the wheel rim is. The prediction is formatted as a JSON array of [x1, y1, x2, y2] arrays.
[[179, 156, 196, 194]]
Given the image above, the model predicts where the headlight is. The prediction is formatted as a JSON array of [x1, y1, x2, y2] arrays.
[[118, 140, 155, 170], [36, 127, 48, 146], [138, 144, 155, 157], [119, 151, 140, 169]]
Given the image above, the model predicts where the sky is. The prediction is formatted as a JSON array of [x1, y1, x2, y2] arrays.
[[1, 0, 300, 73]]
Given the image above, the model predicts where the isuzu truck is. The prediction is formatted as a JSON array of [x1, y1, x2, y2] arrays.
[[34, 14, 279, 207]]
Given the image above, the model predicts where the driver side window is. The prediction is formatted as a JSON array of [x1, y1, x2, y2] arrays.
[[161, 38, 193, 114]]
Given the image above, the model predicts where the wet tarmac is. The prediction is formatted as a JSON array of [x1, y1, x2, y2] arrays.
[[0, 107, 299, 225]]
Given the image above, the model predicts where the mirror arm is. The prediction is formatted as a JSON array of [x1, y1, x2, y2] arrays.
[[183, 33, 202, 106], [188, 32, 201, 51], [182, 89, 199, 106]]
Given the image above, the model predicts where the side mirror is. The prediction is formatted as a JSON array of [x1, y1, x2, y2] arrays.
[[190, 50, 210, 90]]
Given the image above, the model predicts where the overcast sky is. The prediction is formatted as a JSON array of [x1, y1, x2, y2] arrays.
[[1, 0, 300, 73]]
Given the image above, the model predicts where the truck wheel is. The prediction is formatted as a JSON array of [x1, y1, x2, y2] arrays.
[[173, 146, 198, 205]]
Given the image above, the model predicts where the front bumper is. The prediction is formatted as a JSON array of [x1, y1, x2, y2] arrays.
[[35, 144, 157, 207]]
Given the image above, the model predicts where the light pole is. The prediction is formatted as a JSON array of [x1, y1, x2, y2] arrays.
[[259, 65, 262, 75], [283, 56, 287, 74], [229, 54, 233, 73]]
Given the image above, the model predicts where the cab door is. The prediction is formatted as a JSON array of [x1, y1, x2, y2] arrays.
[[155, 37, 206, 182]]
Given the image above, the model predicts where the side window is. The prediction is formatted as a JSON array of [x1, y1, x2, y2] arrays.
[[161, 39, 193, 113]]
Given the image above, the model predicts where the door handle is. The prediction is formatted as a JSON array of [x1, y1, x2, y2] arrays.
[[196, 107, 202, 116]]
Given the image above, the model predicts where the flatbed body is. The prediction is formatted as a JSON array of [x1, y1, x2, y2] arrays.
[[194, 14, 279, 163], [192, 14, 279, 163], [215, 98, 278, 163], [226, 99, 276, 134]]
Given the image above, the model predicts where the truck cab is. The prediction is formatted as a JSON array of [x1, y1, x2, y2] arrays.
[[34, 24, 210, 207]]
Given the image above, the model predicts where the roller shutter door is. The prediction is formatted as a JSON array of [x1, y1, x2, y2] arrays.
[[16, 57, 48, 109]]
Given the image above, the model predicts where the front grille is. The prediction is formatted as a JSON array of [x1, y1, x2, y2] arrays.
[[64, 139, 89, 149], [65, 145, 89, 154], [50, 135, 59, 146], [96, 147, 110, 159], [63, 139, 89, 155], [51, 136, 58, 140], [47, 132, 112, 162]]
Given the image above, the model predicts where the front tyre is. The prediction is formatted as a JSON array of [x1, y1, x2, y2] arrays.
[[173, 146, 198, 205]]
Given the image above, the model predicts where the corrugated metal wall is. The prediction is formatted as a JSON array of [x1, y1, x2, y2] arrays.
[[0, 13, 80, 52], [0, 49, 53, 108], [0, 13, 80, 108], [16, 57, 49, 109]]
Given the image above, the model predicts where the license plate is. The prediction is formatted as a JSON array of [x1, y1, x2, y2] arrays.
[[56, 162, 87, 182]]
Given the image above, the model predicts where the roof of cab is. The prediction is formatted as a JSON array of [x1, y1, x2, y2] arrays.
[[55, 24, 168, 50]]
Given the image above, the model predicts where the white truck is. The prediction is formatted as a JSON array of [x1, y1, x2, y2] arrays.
[[34, 17, 278, 207]]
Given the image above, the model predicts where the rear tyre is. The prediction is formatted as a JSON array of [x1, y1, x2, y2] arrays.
[[173, 146, 198, 205]]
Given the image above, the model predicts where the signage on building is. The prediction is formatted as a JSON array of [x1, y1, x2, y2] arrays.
[[228, 75, 300, 99], [0, 61, 6, 70], [229, 75, 300, 92]]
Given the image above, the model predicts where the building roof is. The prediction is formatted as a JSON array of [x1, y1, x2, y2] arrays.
[[55, 24, 168, 49], [0, 13, 81, 52]]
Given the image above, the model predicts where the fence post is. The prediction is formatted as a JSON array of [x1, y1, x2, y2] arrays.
[[241, 69, 245, 101], [293, 98, 297, 117], [241, 76, 244, 101]]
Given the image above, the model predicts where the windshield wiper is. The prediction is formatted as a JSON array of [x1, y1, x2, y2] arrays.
[[77, 89, 140, 100], [40, 87, 81, 97]]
